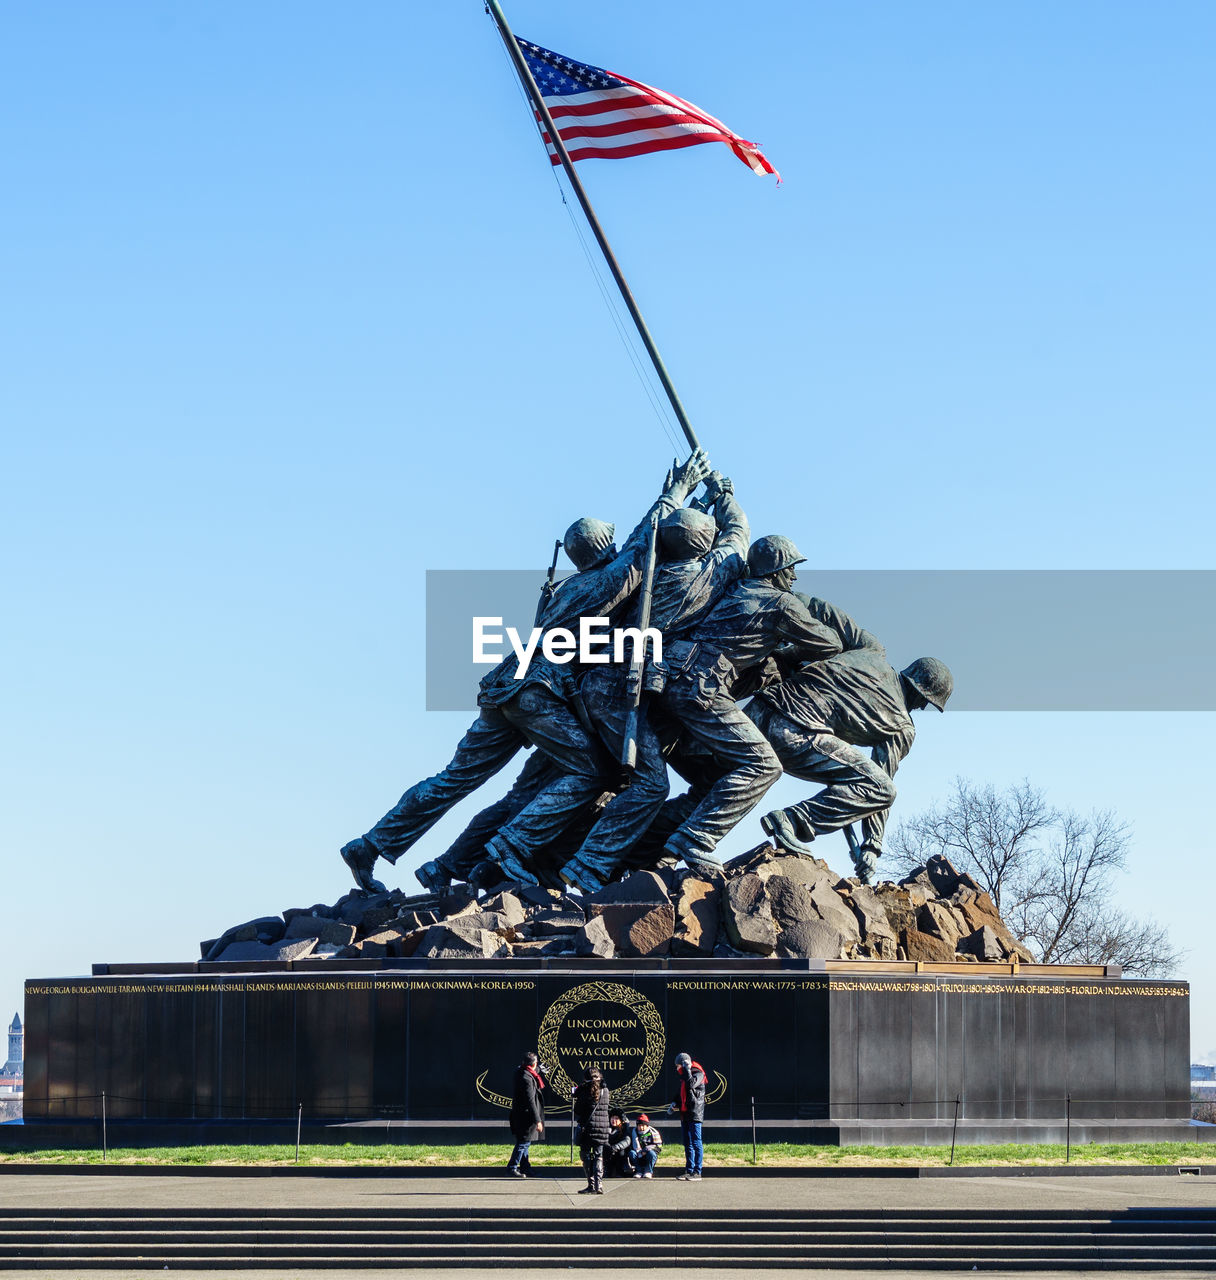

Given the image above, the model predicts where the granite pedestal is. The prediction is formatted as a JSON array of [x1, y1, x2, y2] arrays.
[[14, 960, 1194, 1147]]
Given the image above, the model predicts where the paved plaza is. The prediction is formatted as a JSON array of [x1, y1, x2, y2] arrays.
[[1, 1169, 1214, 1277]]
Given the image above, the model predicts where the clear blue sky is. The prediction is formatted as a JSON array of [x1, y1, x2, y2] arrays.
[[3, 2, 1214, 1063]]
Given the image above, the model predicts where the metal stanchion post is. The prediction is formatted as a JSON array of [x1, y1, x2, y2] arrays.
[[949, 1095, 960, 1167], [101, 1091, 107, 1163], [1065, 1093, 1071, 1163], [751, 1097, 757, 1166], [296, 1103, 303, 1165]]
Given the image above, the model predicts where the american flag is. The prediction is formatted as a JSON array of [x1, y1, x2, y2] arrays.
[[516, 37, 778, 180]]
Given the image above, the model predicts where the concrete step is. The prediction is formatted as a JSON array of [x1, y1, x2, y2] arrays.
[[1, 1208, 1213, 1270], [5, 1204, 1215, 1217], [2, 1225, 1214, 1243], [6, 1258, 1216, 1273]]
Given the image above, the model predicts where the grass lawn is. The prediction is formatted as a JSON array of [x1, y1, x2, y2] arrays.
[[0, 1141, 1211, 1168]]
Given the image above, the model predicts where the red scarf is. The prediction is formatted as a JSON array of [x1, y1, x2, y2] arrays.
[[678, 1060, 706, 1111], [525, 1064, 546, 1090]]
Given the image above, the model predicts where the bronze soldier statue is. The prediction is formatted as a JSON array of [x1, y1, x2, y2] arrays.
[[747, 594, 953, 883], [644, 536, 843, 877], [556, 471, 750, 891], [338, 450, 709, 894], [472, 451, 711, 886]]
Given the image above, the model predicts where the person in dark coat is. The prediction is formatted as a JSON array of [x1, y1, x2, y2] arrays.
[[572, 1066, 611, 1194], [507, 1051, 546, 1176], [667, 1051, 707, 1180], [605, 1110, 637, 1178]]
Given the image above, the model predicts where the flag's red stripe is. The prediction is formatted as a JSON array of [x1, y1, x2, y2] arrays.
[[544, 91, 663, 120], [549, 133, 713, 164], [545, 116, 728, 144]]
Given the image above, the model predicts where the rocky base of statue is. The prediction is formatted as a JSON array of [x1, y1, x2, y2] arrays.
[[201, 851, 1035, 965]]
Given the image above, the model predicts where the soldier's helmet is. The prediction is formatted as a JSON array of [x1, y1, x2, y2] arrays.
[[659, 508, 716, 560], [563, 518, 616, 571], [747, 534, 807, 579], [900, 657, 954, 712]]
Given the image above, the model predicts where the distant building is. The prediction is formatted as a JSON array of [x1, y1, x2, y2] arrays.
[[1193, 1064, 1216, 1083], [0, 1013, 22, 1096]]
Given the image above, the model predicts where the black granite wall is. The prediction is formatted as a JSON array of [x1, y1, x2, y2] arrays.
[[22, 968, 1188, 1129]]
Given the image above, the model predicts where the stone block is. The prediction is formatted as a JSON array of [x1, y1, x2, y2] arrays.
[[840, 883, 899, 959], [764, 875, 814, 929], [723, 842, 778, 877], [672, 876, 720, 956], [570, 915, 615, 958], [585, 871, 669, 908], [755, 854, 837, 896], [808, 883, 864, 944], [337, 891, 401, 933], [900, 926, 955, 963], [204, 916, 286, 961], [918, 901, 967, 949], [528, 910, 587, 937], [955, 888, 1004, 932], [215, 937, 317, 964], [416, 922, 509, 959], [959, 925, 1005, 962], [590, 903, 674, 957], [459, 911, 520, 939], [393, 928, 428, 958], [476, 891, 527, 928], [344, 934, 391, 958], [397, 891, 442, 909], [953, 890, 1034, 959], [778, 918, 847, 959], [284, 915, 357, 947], [396, 909, 439, 933], [438, 886, 478, 917], [873, 886, 920, 938], [722, 874, 777, 956], [282, 906, 330, 926], [516, 885, 566, 907], [508, 940, 552, 956]]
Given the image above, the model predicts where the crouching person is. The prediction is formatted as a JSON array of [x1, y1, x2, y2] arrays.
[[632, 1113, 662, 1179], [605, 1111, 636, 1178]]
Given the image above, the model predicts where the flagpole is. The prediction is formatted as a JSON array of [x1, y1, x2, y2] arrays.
[[485, 0, 702, 454]]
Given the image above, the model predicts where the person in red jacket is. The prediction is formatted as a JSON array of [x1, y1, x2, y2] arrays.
[[667, 1051, 707, 1180], [507, 1051, 545, 1177]]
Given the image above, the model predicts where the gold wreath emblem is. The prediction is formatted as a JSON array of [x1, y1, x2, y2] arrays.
[[537, 980, 665, 1107]]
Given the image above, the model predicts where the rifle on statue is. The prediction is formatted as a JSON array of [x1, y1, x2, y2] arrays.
[[534, 538, 563, 627], [619, 515, 660, 780]]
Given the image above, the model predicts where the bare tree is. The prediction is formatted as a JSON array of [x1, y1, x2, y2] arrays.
[[888, 779, 1182, 977]]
